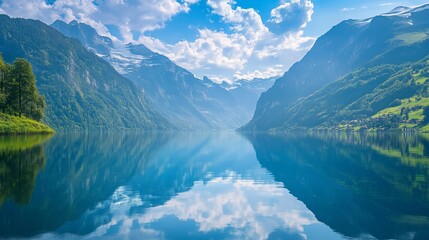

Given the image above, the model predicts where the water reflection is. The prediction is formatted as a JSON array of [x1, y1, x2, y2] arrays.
[[80, 176, 321, 239], [1, 131, 429, 239], [0, 135, 51, 205], [247, 132, 429, 240], [53, 132, 340, 240], [0, 132, 169, 238]]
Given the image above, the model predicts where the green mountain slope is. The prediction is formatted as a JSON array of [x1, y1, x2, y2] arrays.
[[275, 58, 429, 130], [0, 15, 168, 130], [242, 4, 429, 131]]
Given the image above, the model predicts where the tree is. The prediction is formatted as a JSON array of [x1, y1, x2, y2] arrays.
[[0, 55, 7, 112], [9, 58, 45, 121], [423, 106, 429, 125], [0, 54, 46, 121]]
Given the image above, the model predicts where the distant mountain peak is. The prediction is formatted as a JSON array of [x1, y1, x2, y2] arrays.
[[52, 19, 256, 129], [381, 4, 429, 17], [387, 6, 411, 14], [202, 76, 213, 82], [411, 3, 429, 12], [51, 19, 113, 56], [52, 19, 65, 25]]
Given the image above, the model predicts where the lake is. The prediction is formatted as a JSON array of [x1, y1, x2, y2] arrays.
[[1, 131, 429, 239]]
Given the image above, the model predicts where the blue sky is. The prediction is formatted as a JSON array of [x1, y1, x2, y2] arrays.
[[0, 0, 428, 82]]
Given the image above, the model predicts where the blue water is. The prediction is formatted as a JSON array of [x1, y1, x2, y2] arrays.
[[1, 132, 429, 239]]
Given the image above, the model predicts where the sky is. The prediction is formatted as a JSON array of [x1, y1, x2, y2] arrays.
[[0, 0, 428, 83]]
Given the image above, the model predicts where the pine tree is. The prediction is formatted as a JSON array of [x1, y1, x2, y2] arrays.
[[0, 56, 6, 112], [10, 58, 45, 120]]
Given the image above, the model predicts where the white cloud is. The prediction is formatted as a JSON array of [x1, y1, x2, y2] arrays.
[[92, 0, 197, 35], [168, 28, 252, 70], [144, 0, 270, 72], [268, 0, 314, 34], [0, 0, 96, 22], [341, 7, 356, 12], [0, 0, 117, 39], [0, 0, 199, 41], [207, 0, 269, 41], [139, 0, 315, 82], [255, 30, 315, 59]]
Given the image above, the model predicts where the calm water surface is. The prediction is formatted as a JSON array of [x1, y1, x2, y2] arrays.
[[1, 132, 429, 239]]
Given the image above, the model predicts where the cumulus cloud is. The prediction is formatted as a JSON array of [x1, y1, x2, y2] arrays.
[[0, 0, 199, 42], [207, 0, 269, 41], [268, 0, 314, 34], [255, 30, 314, 59], [92, 0, 197, 35], [139, 0, 315, 81], [169, 29, 252, 70], [144, 0, 270, 72], [0, 0, 95, 22]]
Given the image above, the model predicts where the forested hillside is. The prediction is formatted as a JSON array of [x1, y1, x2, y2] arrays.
[[0, 15, 168, 130]]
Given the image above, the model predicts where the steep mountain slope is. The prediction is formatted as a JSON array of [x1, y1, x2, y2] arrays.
[[52, 20, 251, 129], [117, 47, 244, 129], [243, 4, 429, 131], [51, 20, 113, 56], [0, 15, 168, 130]]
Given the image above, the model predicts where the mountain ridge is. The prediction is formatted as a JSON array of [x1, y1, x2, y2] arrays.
[[0, 14, 168, 130], [52, 20, 274, 129], [242, 4, 429, 131]]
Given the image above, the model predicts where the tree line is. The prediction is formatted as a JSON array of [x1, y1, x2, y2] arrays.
[[0, 54, 45, 121]]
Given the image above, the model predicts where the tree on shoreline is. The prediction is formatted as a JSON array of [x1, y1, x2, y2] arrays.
[[0, 54, 45, 121]]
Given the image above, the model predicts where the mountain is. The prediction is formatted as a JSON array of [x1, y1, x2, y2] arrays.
[[273, 59, 429, 130], [219, 77, 276, 122], [242, 4, 429, 131], [51, 20, 113, 56], [52, 20, 255, 129], [0, 15, 168, 130]]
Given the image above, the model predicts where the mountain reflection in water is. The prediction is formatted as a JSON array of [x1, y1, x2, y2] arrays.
[[0, 131, 428, 239]]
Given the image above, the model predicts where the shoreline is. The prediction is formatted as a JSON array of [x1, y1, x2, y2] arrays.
[[0, 113, 55, 135]]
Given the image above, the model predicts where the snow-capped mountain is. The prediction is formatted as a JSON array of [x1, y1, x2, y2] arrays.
[[52, 20, 265, 129]]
